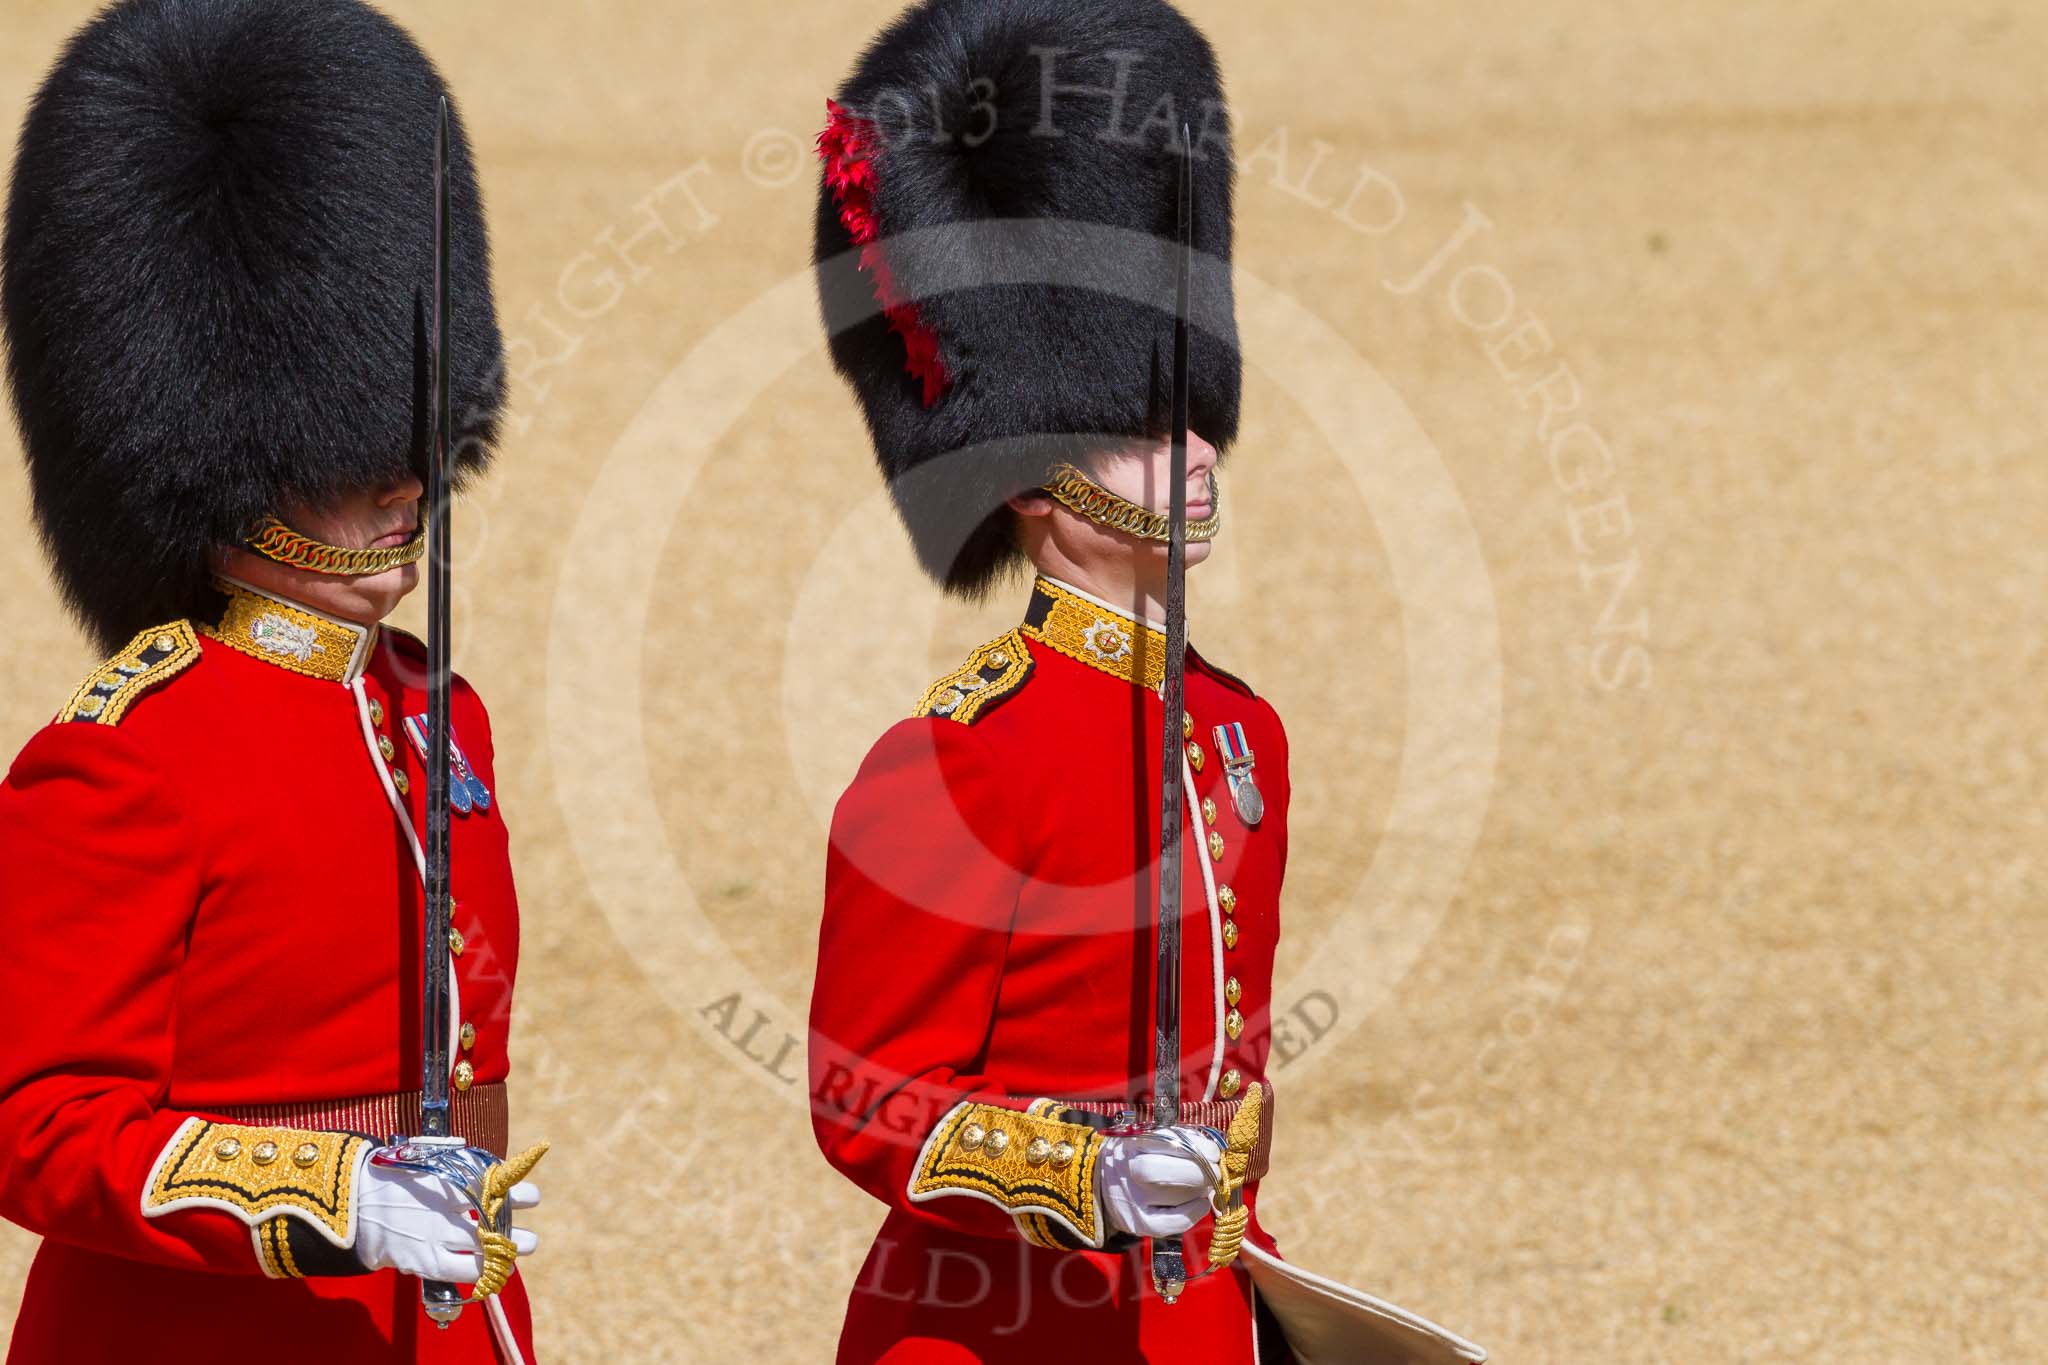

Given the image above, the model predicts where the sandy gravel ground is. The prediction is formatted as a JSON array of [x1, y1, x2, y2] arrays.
[[1, 1, 2043, 1360]]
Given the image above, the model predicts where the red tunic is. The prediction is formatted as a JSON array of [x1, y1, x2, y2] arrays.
[[0, 579, 535, 1364], [812, 575, 1294, 1363]]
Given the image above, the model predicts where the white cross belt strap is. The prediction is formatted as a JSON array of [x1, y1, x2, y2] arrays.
[[1239, 1240, 1487, 1364]]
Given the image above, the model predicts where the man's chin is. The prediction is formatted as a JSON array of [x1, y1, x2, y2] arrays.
[[368, 563, 421, 617], [1140, 537, 1216, 570], [325, 562, 418, 627]]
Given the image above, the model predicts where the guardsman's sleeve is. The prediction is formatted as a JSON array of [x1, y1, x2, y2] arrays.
[[811, 717, 1114, 1250], [0, 720, 372, 1278]]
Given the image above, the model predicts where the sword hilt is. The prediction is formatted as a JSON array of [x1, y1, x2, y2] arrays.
[[422, 1279, 464, 1327], [379, 1134, 517, 1327], [1153, 1236, 1187, 1303]]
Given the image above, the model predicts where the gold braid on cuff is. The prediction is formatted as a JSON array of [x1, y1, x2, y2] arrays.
[[143, 1118, 367, 1243], [909, 1100, 1106, 1247], [1041, 464, 1221, 543], [245, 517, 428, 576]]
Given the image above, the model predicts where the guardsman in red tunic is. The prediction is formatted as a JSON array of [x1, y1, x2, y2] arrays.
[[808, 2, 1488, 1361], [0, 3, 544, 1361]]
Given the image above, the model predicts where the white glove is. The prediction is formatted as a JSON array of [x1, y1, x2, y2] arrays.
[[1095, 1127, 1223, 1240], [353, 1143, 541, 1282]]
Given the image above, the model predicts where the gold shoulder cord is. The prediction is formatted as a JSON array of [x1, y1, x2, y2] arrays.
[[244, 517, 428, 576], [1041, 463, 1221, 543]]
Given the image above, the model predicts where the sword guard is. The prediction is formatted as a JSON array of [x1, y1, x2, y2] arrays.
[[376, 1137, 549, 1314]]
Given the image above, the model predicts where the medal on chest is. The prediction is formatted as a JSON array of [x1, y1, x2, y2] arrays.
[[1213, 721, 1264, 826], [403, 713, 494, 815]]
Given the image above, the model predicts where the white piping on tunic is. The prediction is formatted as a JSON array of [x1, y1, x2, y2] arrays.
[[1184, 749, 1226, 1103], [484, 1291, 530, 1365]]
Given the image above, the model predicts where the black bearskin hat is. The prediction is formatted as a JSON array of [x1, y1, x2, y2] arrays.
[[814, 0, 1239, 597], [2, 0, 506, 649]]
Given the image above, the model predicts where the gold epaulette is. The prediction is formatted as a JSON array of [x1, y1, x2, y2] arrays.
[[907, 1098, 1106, 1247], [59, 622, 201, 725], [912, 629, 1033, 725]]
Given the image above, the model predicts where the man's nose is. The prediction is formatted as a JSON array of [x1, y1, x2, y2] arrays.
[[1186, 430, 1219, 476], [378, 475, 425, 507]]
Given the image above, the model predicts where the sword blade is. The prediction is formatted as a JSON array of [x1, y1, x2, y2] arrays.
[[1153, 122, 1194, 1118], [419, 94, 464, 1329], [1151, 121, 1195, 1304], [422, 95, 455, 1135]]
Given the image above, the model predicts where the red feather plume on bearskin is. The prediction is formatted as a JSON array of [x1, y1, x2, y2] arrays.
[[818, 99, 952, 409]]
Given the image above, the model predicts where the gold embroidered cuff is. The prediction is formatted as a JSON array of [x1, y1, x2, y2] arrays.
[[1016, 1211, 1093, 1250], [254, 1215, 298, 1278], [143, 1118, 369, 1248], [908, 1100, 1106, 1248], [252, 1212, 373, 1279]]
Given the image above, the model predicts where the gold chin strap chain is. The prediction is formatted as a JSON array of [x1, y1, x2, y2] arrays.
[[244, 516, 428, 576], [1041, 463, 1222, 543]]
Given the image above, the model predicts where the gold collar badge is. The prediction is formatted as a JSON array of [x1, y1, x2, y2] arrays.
[[202, 578, 378, 684], [1020, 576, 1169, 691]]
